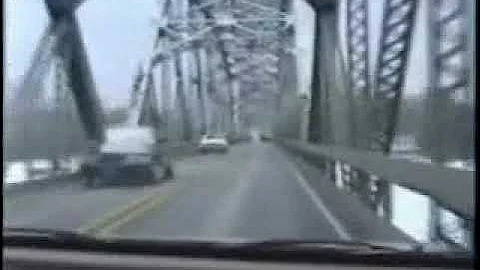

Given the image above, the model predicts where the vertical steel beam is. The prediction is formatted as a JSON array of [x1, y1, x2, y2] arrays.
[[429, 200, 442, 243], [231, 78, 241, 133], [426, 0, 474, 162], [307, 4, 336, 144], [174, 53, 193, 141], [194, 48, 208, 135], [307, 11, 322, 143], [379, 179, 391, 221], [346, 0, 370, 148], [130, 64, 145, 108], [138, 70, 161, 128], [371, 0, 418, 154], [57, 14, 105, 143], [14, 25, 58, 104], [204, 43, 217, 134], [427, 1, 475, 245], [217, 38, 237, 135]]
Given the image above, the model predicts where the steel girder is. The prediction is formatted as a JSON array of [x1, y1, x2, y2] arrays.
[[424, 0, 474, 161], [44, 0, 105, 143], [130, 0, 291, 137], [13, 24, 61, 105], [346, 0, 370, 148], [44, 0, 86, 18], [138, 71, 161, 128], [371, 0, 418, 154], [430, 0, 472, 97], [304, 0, 337, 10], [308, 4, 338, 144], [20, 1, 103, 142], [54, 13, 105, 143], [195, 1, 287, 133], [6, 0, 103, 160]]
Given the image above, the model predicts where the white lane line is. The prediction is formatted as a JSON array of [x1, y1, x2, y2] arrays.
[[287, 158, 352, 241]]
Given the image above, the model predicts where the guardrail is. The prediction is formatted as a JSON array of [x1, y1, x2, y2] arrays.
[[4, 172, 82, 193], [277, 139, 474, 250], [278, 139, 474, 219]]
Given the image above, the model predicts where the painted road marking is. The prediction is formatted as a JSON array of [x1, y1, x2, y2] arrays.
[[287, 158, 352, 241], [77, 183, 180, 236], [94, 188, 179, 237]]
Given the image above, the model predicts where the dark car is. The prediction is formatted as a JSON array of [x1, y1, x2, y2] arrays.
[[83, 153, 172, 188], [260, 132, 273, 141], [82, 127, 173, 188]]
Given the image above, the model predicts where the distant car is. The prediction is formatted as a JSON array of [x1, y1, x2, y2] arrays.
[[198, 135, 229, 153], [228, 133, 252, 144], [83, 127, 173, 188], [260, 132, 273, 141]]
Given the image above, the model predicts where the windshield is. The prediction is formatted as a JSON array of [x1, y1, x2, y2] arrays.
[[4, 0, 475, 259]]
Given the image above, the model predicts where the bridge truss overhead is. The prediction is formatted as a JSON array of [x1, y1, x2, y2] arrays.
[[129, 0, 295, 139], [5, 0, 104, 161]]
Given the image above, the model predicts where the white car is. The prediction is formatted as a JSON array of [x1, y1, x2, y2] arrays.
[[198, 135, 229, 153]]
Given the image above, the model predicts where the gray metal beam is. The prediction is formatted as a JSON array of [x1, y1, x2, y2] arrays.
[[307, 4, 339, 144], [44, 0, 86, 18], [194, 48, 208, 134], [304, 0, 337, 10], [371, 0, 418, 154], [279, 139, 475, 220], [425, 0, 474, 162], [307, 11, 322, 143], [56, 14, 105, 142], [346, 0, 371, 149]]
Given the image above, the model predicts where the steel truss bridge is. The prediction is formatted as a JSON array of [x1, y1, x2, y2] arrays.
[[4, 0, 475, 253]]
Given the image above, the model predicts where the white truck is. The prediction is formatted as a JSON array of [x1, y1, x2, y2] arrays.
[[82, 126, 173, 188]]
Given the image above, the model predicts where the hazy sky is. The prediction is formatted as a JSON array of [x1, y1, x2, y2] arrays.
[[6, 0, 158, 108], [6, 0, 427, 109]]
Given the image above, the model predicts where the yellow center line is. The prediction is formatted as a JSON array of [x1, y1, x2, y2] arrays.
[[94, 191, 175, 237], [76, 182, 182, 236]]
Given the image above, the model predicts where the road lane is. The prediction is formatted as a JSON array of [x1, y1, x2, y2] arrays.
[[3, 142, 416, 244], [112, 144, 257, 238], [3, 141, 200, 231], [4, 176, 176, 230], [112, 142, 345, 241]]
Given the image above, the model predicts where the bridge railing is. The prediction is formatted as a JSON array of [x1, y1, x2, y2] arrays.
[[277, 139, 474, 251]]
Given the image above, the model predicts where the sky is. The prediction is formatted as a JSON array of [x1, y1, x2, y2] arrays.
[[5, 0, 428, 109], [5, 0, 158, 109]]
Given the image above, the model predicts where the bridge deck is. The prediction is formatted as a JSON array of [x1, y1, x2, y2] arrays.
[[5, 143, 413, 244]]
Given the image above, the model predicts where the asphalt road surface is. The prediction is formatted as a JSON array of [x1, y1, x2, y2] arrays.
[[4, 142, 412, 243]]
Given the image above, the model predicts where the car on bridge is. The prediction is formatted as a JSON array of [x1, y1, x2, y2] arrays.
[[82, 127, 173, 188], [259, 131, 273, 141], [227, 132, 252, 145], [197, 134, 229, 154]]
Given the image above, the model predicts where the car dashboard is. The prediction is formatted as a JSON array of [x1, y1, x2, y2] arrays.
[[4, 231, 472, 270], [4, 246, 472, 270], [3, 246, 473, 270]]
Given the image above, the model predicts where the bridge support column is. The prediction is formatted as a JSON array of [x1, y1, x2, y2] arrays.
[[378, 180, 391, 221], [462, 218, 473, 252], [194, 48, 208, 135], [25, 161, 34, 180], [231, 78, 241, 134], [174, 53, 193, 141], [429, 201, 441, 243], [307, 4, 337, 144]]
